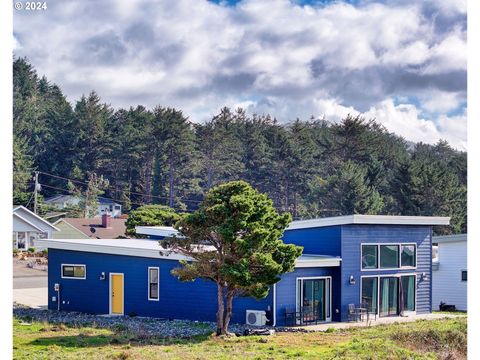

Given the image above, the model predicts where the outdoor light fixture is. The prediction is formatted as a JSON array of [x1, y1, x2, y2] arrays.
[[349, 275, 356, 285], [99, 272, 106, 280], [421, 272, 427, 281]]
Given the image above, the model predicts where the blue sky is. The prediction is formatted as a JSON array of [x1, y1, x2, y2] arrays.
[[13, 0, 467, 149]]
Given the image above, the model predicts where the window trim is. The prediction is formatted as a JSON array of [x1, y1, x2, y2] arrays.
[[61, 263, 86, 279], [361, 244, 378, 269], [461, 270, 467, 282], [295, 276, 332, 323], [360, 273, 417, 315], [361, 243, 417, 271], [148, 266, 160, 301]]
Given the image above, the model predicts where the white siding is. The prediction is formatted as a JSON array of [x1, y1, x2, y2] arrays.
[[432, 240, 467, 311]]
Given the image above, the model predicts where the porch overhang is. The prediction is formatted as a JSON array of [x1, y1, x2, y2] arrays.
[[295, 254, 341, 268]]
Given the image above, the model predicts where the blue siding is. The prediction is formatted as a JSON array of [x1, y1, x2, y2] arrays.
[[48, 249, 272, 324], [340, 225, 432, 321], [282, 226, 341, 256], [275, 267, 341, 325]]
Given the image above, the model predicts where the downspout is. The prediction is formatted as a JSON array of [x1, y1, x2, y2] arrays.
[[272, 283, 277, 327]]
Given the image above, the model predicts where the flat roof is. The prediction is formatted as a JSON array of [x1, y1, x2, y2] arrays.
[[37, 238, 204, 260], [36, 238, 339, 268], [286, 214, 450, 230], [135, 226, 180, 237], [136, 215, 450, 237], [433, 233, 467, 243]]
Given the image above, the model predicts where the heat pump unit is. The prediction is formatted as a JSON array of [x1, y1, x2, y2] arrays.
[[246, 310, 267, 326]]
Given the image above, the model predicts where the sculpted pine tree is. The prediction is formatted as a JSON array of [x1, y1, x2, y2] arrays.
[[163, 181, 302, 335]]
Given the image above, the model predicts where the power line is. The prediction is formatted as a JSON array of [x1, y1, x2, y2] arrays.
[[37, 170, 203, 204], [38, 182, 195, 212]]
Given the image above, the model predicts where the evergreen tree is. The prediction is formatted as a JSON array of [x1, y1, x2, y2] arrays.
[[151, 107, 198, 210], [322, 161, 384, 215], [13, 135, 34, 206], [164, 181, 302, 335], [195, 107, 244, 191]]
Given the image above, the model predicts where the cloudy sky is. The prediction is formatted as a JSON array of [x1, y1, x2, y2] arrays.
[[13, 0, 467, 149]]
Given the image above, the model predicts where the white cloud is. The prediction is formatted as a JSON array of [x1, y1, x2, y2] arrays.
[[12, 0, 466, 149], [363, 99, 466, 150]]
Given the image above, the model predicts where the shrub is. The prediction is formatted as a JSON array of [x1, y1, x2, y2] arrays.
[[13, 248, 19, 256], [28, 247, 35, 253]]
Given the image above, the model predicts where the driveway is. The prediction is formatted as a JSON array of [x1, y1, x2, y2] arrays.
[[13, 260, 48, 309]]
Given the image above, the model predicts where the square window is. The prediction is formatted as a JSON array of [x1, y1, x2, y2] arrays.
[[401, 245, 416, 267], [362, 245, 378, 269], [380, 245, 399, 268]]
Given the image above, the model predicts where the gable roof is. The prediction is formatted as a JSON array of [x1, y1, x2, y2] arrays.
[[13, 212, 44, 232], [53, 217, 127, 239], [13, 205, 59, 231], [45, 195, 121, 206]]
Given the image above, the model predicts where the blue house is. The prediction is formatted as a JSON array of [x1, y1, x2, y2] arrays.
[[38, 215, 449, 326]]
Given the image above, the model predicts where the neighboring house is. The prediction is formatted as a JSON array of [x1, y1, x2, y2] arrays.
[[53, 215, 127, 239], [44, 195, 122, 218], [135, 226, 180, 239], [13, 205, 59, 250], [38, 215, 448, 325], [432, 234, 467, 311]]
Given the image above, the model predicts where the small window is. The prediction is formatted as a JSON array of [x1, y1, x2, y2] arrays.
[[148, 267, 159, 300], [461, 270, 467, 282], [114, 205, 121, 210], [401, 245, 416, 267], [380, 245, 399, 268], [62, 264, 86, 279], [362, 245, 378, 269]]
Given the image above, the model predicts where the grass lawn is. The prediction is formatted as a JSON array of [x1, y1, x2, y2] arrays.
[[13, 317, 466, 360]]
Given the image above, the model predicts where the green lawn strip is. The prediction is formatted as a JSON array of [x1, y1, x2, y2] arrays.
[[13, 317, 467, 360]]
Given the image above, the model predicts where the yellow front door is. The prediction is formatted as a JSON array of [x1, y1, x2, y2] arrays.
[[111, 274, 123, 314]]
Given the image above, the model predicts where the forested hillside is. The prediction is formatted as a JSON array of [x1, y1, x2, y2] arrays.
[[12, 58, 467, 234]]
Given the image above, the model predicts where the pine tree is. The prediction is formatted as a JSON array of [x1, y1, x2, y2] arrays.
[[195, 107, 244, 191]]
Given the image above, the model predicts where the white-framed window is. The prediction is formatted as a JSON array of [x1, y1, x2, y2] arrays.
[[400, 245, 416, 267], [361, 243, 417, 271], [16, 232, 27, 250], [361, 274, 416, 316], [148, 267, 159, 301], [61, 264, 86, 279]]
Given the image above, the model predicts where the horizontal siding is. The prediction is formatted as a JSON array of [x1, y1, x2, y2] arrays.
[[275, 267, 341, 325], [432, 241, 467, 311], [282, 226, 341, 256], [48, 249, 272, 324], [340, 225, 432, 321]]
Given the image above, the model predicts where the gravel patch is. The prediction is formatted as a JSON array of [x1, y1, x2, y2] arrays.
[[13, 303, 275, 338]]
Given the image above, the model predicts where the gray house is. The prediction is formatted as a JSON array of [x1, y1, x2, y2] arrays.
[[44, 195, 122, 218], [13, 205, 59, 250]]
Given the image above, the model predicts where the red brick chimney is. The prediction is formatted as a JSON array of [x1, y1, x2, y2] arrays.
[[101, 213, 111, 228]]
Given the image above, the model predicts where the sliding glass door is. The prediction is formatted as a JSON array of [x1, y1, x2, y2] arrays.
[[401, 275, 415, 312], [297, 277, 331, 323], [362, 275, 416, 317], [379, 277, 398, 317]]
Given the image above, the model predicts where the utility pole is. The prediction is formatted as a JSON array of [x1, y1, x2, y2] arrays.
[[33, 171, 39, 214]]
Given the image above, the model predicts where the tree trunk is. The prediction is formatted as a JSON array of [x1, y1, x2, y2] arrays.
[[222, 289, 235, 334], [216, 283, 225, 336], [169, 157, 175, 208]]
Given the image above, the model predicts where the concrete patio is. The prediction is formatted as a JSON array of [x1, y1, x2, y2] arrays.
[[295, 313, 466, 332]]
